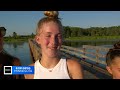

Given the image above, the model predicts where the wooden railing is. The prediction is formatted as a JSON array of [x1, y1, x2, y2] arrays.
[[61, 45, 110, 65], [28, 39, 41, 62]]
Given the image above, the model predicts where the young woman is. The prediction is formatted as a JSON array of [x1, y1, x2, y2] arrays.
[[24, 11, 83, 79], [106, 41, 120, 79]]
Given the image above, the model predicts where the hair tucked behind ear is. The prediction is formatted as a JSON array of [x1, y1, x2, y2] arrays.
[[106, 41, 120, 66]]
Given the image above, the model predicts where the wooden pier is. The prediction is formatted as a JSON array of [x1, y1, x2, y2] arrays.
[[28, 39, 112, 79]]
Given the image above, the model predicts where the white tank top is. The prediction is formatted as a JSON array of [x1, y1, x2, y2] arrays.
[[34, 58, 70, 79]]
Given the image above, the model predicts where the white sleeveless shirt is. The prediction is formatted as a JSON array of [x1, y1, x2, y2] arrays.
[[34, 58, 70, 79]]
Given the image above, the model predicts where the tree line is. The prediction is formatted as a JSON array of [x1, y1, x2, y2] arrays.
[[5, 32, 35, 39], [5, 25, 120, 39], [63, 25, 120, 38]]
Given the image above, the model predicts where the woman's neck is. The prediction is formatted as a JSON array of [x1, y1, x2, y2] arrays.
[[40, 56, 60, 69]]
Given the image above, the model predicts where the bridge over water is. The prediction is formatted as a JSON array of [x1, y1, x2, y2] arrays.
[[28, 39, 112, 79]]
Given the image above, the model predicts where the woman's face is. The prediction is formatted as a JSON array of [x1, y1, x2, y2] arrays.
[[36, 21, 62, 58], [106, 57, 120, 79]]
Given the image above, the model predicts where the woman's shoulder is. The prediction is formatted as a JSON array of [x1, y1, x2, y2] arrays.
[[66, 58, 82, 71], [66, 58, 80, 65], [66, 58, 83, 79], [61, 57, 80, 65]]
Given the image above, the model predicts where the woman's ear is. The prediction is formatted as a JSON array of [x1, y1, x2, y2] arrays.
[[35, 35, 41, 45], [106, 66, 113, 75]]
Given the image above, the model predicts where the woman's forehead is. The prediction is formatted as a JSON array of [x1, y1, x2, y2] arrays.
[[42, 21, 60, 28], [41, 22, 61, 33]]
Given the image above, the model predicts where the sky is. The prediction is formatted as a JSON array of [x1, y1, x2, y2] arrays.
[[0, 11, 120, 36]]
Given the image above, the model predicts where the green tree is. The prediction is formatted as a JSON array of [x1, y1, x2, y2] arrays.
[[13, 32, 17, 39], [31, 33, 35, 38], [64, 26, 71, 38]]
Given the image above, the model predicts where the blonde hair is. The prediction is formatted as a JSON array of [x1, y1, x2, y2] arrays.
[[36, 11, 63, 36]]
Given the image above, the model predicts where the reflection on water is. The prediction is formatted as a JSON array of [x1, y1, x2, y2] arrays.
[[3, 41, 32, 66], [63, 40, 118, 48]]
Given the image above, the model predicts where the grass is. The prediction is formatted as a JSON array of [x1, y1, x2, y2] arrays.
[[65, 36, 120, 41]]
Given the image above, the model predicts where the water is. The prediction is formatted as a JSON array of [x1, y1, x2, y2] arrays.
[[63, 40, 117, 48], [3, 41, 32, 66], [3, 40, 117, 66]]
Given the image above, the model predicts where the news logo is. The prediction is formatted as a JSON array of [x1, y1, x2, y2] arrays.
[[4, 66, 12, 75], [4, 66, 34, 75]]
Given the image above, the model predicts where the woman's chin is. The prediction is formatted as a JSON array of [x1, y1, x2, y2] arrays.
[[47, 53, 58, 58]]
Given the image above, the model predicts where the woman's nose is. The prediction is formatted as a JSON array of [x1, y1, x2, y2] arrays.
[[51, 37, 58, 46]]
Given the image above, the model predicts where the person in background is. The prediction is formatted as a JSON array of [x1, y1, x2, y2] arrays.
[[24, 11, 83, 79], [0, 27, 24, 79], [106, 41, 120, 79]]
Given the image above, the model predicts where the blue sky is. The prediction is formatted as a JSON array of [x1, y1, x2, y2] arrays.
[[0, 11, 120, 36]]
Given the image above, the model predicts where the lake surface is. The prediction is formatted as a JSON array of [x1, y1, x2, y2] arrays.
[[63, 40, 117, 48], [3, 41, 32, 66], [3, 40, 118, 66]]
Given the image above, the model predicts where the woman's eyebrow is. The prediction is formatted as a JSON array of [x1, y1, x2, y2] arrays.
[[45, 32, 52, 34]]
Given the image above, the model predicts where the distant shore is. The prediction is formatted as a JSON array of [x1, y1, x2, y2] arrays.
[[4, 36, 120, 42], [65, 36, 120, 42]]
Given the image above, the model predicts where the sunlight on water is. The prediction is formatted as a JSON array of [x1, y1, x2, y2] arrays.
[[3, 41, 32, 66]]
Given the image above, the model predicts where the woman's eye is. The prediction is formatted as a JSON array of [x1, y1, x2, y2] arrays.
[[46, 35, 50, 37]]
